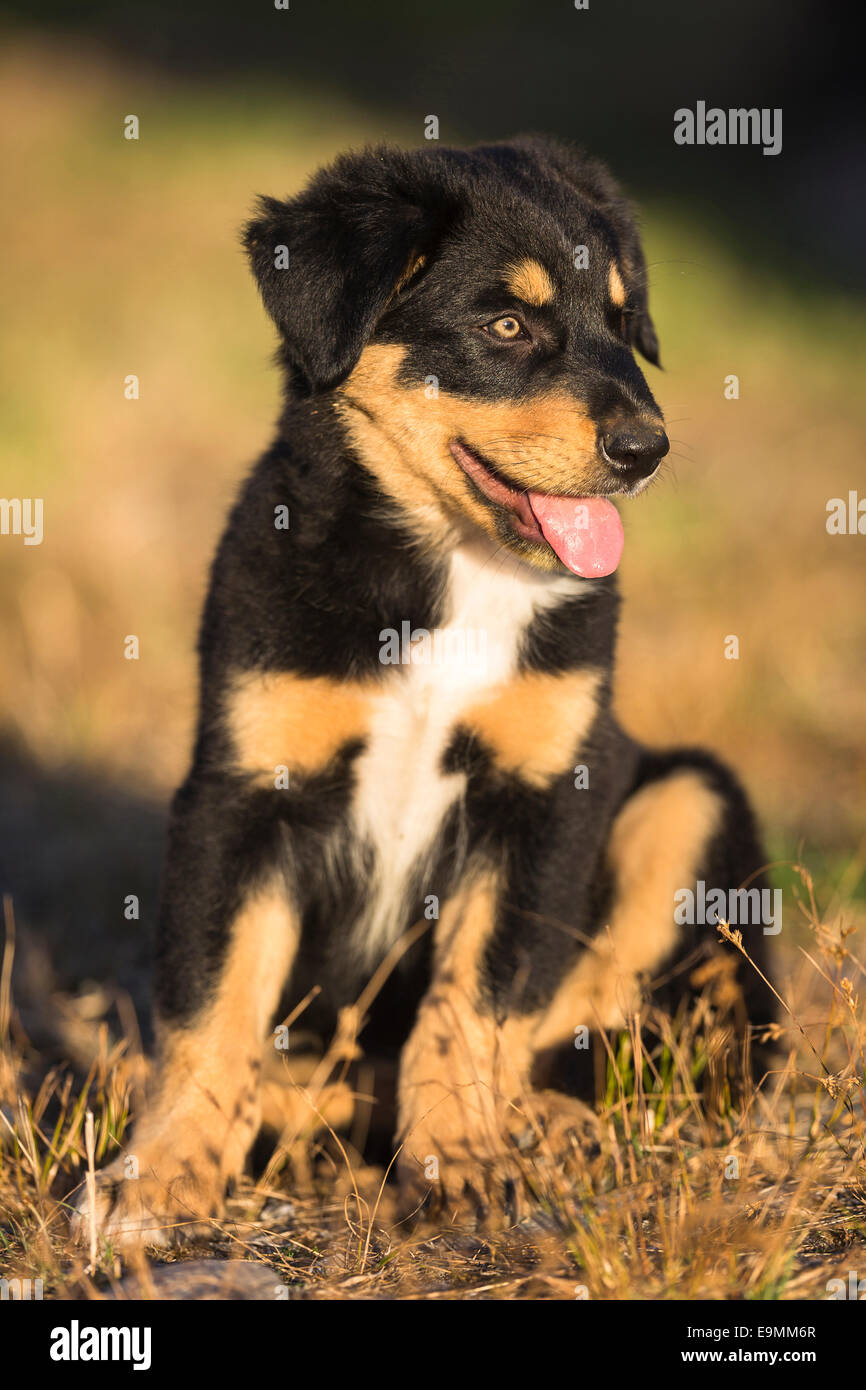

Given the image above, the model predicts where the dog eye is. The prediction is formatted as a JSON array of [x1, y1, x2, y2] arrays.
[[484, 315, 527, 342]]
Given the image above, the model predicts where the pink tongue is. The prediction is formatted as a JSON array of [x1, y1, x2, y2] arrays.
[[527, 494, 624, 578]]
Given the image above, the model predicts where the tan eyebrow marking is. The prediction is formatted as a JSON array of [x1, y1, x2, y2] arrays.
[[503, 257, 555, 306], [608, 263, 627, 308]]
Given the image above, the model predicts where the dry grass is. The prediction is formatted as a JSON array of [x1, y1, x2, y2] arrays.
[[1, 869, 865, 1300], [1, 35, 865, 1299]]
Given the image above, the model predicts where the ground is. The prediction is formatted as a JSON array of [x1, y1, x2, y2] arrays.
[[2, 868, 865, 1300]]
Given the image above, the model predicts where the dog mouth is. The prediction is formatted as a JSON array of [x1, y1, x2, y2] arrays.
[[448, 440, 624, 579]]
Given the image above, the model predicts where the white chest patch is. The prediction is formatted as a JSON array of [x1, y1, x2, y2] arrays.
[[350, 539, 581, 963]]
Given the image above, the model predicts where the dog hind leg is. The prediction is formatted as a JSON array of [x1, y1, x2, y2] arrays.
[[533, 753, 775, 1078]]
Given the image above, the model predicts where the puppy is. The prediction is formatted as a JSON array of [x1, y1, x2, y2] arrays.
[[75, 137, 774, 1247]]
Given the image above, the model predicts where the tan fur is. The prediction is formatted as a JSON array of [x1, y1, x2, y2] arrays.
[[335, 344, 604, 559], [533, 771, 724, 1046], [227, 669, 376, 783], [463, 667, 602, 787], [504, 256, 556, 306], [608, 262, 627, 308], [397, 872, 538, 1194], [260, 1049, 356, 1141], [74, 881, 298, 1248]]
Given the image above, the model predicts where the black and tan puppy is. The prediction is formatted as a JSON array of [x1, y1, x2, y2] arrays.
[[75, 137, 774, 1247]]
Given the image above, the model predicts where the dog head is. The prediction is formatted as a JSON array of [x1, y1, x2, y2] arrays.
[[244, 138, 668, 577]]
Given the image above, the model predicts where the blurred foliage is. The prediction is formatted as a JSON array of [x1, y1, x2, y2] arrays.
[[1, 0, 862, 285]]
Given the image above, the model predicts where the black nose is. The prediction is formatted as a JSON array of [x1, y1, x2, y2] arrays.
[[601, 424, 669, 480]]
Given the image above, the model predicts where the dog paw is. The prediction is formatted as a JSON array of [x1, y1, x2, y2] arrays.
[[398, 1090, 602, 1226], [509, 1089, 602, 1167], [70, 1141, 225, 1254], [398, 1144, 527, 1226], [397, 1092, 539, 1226]]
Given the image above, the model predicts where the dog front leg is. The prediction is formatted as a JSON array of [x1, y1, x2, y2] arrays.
[[72, 780, 298, 1251], [396, 871, 538, 1218]]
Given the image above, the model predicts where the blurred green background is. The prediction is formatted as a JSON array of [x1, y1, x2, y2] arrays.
[[0, 3, 863, 1018]]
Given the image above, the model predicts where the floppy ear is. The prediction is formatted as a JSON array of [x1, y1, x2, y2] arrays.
[[243, 151, 447, 394]]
